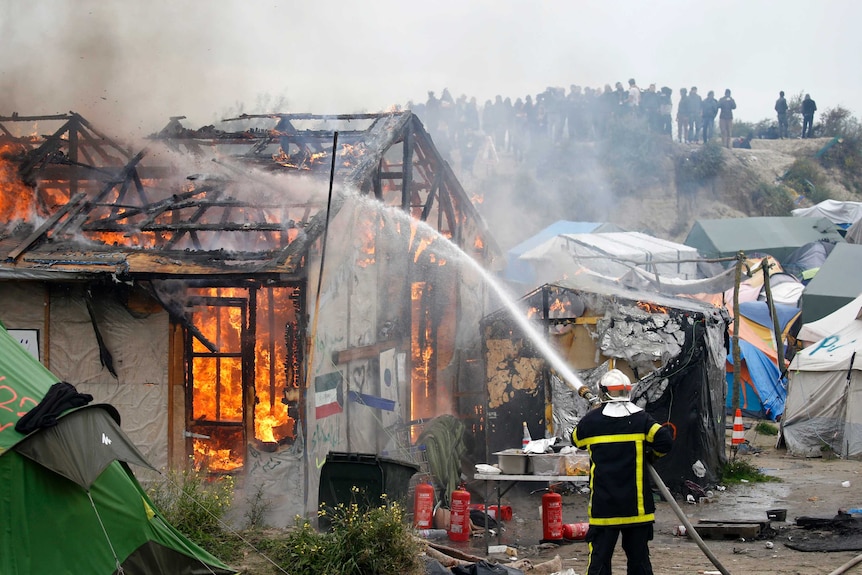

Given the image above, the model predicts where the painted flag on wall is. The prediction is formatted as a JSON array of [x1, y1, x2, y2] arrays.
[[315, 371, 343, 419]]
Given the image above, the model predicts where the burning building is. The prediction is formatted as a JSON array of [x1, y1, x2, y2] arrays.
[[0, 111, 498, 524]]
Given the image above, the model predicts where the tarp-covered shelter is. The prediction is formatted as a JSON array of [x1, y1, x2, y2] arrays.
[[0, 111, 498, 525], [783, 316, 862, 458], [518, 231, 702, 287], [503, 220, 623, 286], [480, 276, 730, 492], [726, 339, 785, 421], [792, 199, 862, 229], [781, 240, 838, 283], [0, 324, 235, 574], [684, 216, 845, 261], [800, 243, 862, 323]]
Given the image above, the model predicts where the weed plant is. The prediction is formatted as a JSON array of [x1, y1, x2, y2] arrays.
[[147, 467, 238, 558], [721, 459, 780, 484], [754, 421, 779, 436], [273, 491, 422, 575]]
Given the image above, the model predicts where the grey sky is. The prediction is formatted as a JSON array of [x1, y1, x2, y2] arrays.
[[2, 0, 858, 138]]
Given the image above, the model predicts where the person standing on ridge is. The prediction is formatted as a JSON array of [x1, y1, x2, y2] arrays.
[[677, 87, 691, 143], [718, 89, 737, 149], [701, 90, 719, 144], [688, 87, 703, 143], [572, 369, 674, 575], [802, 94, 817, 138], [626, 78, 641, 113], [775, 91, 789, 139]]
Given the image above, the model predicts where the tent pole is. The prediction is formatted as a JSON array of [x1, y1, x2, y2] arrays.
[[731, 251, 744, 457], [761, 258, 785, 373]]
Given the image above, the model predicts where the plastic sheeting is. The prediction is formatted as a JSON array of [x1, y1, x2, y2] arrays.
[[792, 199, 862, 226], [237, 442, 306, 529], [49, 289, 169, 469], [520, 232, 701, 287]]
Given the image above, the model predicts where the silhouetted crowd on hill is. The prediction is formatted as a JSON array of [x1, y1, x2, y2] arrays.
[[402, 82, 820, 171]]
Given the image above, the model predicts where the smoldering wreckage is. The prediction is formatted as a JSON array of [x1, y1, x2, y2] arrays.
[[0, 109, 848, 573]]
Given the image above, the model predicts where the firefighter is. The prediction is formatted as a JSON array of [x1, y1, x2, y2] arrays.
[[572, 369, 674, 575]]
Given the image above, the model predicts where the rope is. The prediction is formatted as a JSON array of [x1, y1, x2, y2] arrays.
[[87, 490, 125, 575]]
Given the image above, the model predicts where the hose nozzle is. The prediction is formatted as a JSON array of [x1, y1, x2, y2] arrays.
[[578, 385, 601, 406]]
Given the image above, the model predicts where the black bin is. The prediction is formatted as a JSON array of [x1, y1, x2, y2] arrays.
[[318, 452, 419, 530]]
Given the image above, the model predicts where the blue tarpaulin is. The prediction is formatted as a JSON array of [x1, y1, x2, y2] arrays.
[[726, 339, 786, 421]]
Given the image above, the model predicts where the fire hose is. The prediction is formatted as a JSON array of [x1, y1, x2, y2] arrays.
[[565, 378, 733, 575]]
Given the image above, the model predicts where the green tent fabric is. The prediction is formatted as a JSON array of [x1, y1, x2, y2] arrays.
[[800, 243, 862, 323], [684, 216, 844, 261], [0, 324, 236, 574]]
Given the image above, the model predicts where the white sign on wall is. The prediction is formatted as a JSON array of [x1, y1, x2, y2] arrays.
[[8, 329, 40, 361]]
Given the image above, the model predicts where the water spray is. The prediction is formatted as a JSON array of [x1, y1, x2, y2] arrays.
[[353, 194, 600, 407]]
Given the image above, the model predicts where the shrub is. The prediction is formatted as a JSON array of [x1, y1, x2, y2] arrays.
[[675, 141, 725, 196], [273, 494, 423, 575], [147, 467, 236, 554], [751, 182, 794, 216], [780, 158, 830, 204], [598, 114, 670, 193]]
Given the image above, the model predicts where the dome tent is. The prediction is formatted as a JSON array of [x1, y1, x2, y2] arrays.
[[0, 324, 235, 575]]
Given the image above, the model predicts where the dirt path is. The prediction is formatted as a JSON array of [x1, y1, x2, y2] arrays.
[[462, 422, 862, 575]]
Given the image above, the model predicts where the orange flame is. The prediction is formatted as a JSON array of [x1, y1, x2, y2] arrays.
[[0, 145, 35, 224], [187, 286, 299, 472], [637, 301, 669, 314]]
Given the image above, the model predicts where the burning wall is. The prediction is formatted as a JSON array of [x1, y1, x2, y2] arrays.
[[0, 110, 499, 525]]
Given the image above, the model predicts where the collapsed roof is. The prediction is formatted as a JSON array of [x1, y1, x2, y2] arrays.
[[0, 111, 497, 280]]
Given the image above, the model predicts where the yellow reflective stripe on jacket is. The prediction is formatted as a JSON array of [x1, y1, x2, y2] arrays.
[[590, 513, 655, 526], [646, 422, 662, 443], [577, 432, 646, 446]]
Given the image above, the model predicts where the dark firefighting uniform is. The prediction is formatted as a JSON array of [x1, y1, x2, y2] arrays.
[[572, 402, 673, 575]]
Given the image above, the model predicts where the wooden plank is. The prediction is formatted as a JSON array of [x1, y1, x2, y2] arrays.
[[332, 340, 404, 364], [690, 523, 760, 540], [6, 192, 86, 260]]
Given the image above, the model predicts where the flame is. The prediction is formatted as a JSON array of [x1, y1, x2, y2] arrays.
[[186, 285, 300, 472], [474, 235, 484, 251], [637, 301, 669, 314], [549, 298, 568, 314], [355, 217, 376, 268], [414, 236, 433, 263], [0, 145, 35, 224], [411, 282, 435, 422]]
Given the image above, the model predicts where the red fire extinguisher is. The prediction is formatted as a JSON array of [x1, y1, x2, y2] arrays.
[[448, 485, 471, 542], [541, 486, 563, 541], [563, 522, 590, 540], [413, 481, 435, 529]]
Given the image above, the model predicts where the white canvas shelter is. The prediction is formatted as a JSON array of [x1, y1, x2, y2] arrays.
[[518, 232, 701, 286], [797, 293, 862, 345], [783, 316, 862, 458]]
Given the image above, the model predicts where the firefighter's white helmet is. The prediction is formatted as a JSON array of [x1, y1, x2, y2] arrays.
[[599, 369, 633, 402]]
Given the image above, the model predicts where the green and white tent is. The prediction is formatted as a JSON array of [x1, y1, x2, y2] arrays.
[[0, 324, 236, 574]]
